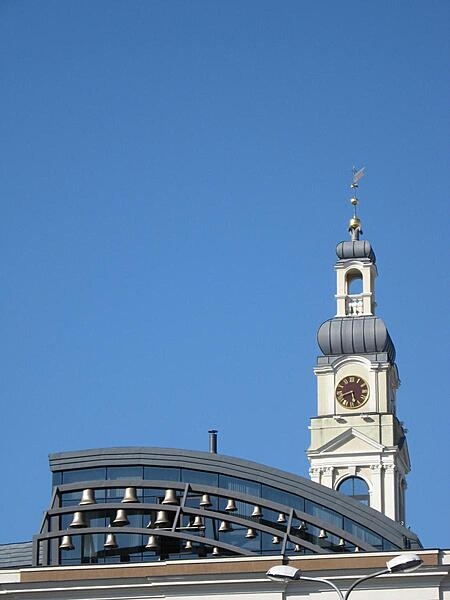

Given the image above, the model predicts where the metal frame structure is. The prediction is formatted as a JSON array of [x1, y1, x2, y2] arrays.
[[32, 447, 420, 566]]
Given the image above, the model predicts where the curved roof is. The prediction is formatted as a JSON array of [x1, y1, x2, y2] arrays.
[[32, 446, 420, 567], [336, 240, 376, 262], [317, 316, 396, 363]]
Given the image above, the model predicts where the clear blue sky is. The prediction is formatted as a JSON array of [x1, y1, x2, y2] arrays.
[[0, 1, 448, 549]]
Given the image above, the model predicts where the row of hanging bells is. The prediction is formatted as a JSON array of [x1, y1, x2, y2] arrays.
[[61, 532, 356, 552], [77, 489, 276, 519], [63, 488, 334, 552]]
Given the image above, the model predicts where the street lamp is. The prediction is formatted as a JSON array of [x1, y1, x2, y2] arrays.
[[266, 553, 422, 599]]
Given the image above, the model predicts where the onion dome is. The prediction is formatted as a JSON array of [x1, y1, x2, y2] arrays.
[[317, 316, 395, 363], [336, 240, 376, 262]]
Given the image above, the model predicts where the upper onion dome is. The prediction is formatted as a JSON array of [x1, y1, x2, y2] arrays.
[[317, 315, 395, 363], [336, 240, 376, 263]]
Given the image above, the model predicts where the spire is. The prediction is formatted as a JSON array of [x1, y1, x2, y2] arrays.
[[348, 166, 365, 241]]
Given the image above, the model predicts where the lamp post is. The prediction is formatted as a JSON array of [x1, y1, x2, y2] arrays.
[[266, 553, 422, 599]]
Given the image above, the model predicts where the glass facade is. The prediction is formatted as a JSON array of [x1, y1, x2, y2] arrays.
[[35, 454, 411, 567]]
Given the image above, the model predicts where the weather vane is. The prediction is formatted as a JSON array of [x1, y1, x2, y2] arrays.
[[351, 165, 365, 189], [348, 166, 365, 241], [350, 166, 365, 216]]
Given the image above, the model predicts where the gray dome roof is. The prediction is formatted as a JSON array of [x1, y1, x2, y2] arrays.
[[317, 316, 395, 362], [336, 240, 376, 262]]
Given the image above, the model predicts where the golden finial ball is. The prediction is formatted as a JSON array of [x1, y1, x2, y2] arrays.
[[350, 197, 358, 206]]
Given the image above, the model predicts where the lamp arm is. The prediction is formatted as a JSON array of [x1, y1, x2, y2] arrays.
[[343, 568, 390, 600], [299, 575, 345, 600]]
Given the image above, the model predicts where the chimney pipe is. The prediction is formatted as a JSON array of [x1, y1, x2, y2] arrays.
[[208, 430, 218, 454]]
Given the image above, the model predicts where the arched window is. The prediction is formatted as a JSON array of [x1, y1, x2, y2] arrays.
[[346, 269, 363, 295], [337, 476, 369, 505]]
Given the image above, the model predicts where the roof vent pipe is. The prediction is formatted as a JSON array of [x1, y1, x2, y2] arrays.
[[208, 430, 218, 454]]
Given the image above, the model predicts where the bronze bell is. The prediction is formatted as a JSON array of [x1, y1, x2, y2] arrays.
[[199, 494, 212, 508], [298, 521, 308, 532], [272, 535, 281, 544], [191, 515, 205, 529], [277, 512, 286, 523], [122, 487, 139, 503], [145, 535, 158, 550], [245, 527, 257, 539], [69, 511, 86, 528], [104, 532, 118, 549], [162, 489, 178, 505], [212, 546, 220, 556], [112, 509, 129, 526], [318, 529, 328, 539], [184, 539, 193, 550], [154, 510, 170, 527], [218, 520, 232, 532], [79, 488, 96, 505], [354, 546, 360, 553], [294, 544, 301, 552], [251, 505, 262, 518], [339, 538, 346, 547], [59, 535, 74, 551], [225, 498, 237, 512]]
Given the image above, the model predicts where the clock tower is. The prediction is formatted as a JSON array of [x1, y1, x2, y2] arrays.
[[307, 175, 410, 524]]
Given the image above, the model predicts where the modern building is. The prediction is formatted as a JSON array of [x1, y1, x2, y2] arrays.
[[0, 184, 448, 598]]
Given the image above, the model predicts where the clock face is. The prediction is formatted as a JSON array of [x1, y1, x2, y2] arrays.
[[336, 376, 369, 409]]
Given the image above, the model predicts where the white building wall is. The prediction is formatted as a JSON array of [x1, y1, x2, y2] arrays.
[[0, 552, 448, 600]]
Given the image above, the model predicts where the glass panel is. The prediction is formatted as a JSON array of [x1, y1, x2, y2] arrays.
[[258, 507, 280, 528], [107, 487, 125, 502], [62, 468, 106, 484], [343, 517, 383, 548], [144, 466, 181, 482], [53, 472, 62, 486], [82, 532, 102, 563], [107, 466, 144, 480], [305, 500, 343, 529], [143, 487, 165, 504], [219, 475, 260, 497], [116, 532, 143, 552], [202, 516, 215, 541], [261, 531, 283, 555], [182, 469, 218, 487], [337, 476, 369, 505], [103, 553, 121, 564], [383, 538, 399, 551], [61, 491, 82, 507], [262, 485, 305, 512]]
